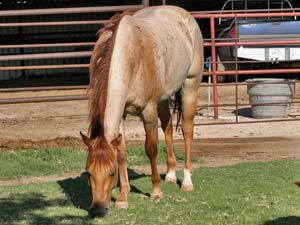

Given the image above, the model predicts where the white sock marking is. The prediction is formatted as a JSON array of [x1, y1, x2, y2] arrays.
[[182, 169, 193, 186]]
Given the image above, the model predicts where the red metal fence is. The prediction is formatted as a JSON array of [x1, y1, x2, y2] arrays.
[[192, 9, 300, 124], [0, 2, 150, 103], [0, 3, 148, 76], [0, 2, 299, 125]]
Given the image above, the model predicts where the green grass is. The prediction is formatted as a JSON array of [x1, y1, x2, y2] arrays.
[[0, 145, 199, 181], [0, 148, 87, 180], [1, 159, 300, 225]]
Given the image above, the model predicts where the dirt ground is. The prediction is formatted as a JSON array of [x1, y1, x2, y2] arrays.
[[0, 83, 300, 167]]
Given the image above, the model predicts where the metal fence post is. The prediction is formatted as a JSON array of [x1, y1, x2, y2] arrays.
[[143, 0, 150, 7], [209, 16, 219, 119]]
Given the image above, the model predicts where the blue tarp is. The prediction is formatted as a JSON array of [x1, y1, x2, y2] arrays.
[[238, 20, 300, 35]]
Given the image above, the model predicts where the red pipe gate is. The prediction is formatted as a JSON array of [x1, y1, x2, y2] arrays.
[[0, 2, 299, 125], [193, 10, 300, 120]]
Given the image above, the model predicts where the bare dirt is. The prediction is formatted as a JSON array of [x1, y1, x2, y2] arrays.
[[1, 83, 300, 170]]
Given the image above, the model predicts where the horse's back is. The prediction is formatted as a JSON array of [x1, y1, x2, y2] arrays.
[[131, 6, 203, 98], [133, 5, 196, 26], [105, 6, 203, 115], [133, 6, 200, 48]]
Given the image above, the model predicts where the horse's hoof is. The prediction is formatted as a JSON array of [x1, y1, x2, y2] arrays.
[[115, 201, 129, 209], [165, 177, 177, 184], [165, 172, 177, 184], [150, 192, 163, 200], [181, 183, 193, 192], [182, 169, 193, 191]]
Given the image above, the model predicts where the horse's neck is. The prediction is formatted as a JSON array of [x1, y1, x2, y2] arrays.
[[103, 17, 134, 140]]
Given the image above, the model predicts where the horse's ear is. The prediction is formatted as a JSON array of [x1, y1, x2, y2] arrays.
[[80, 132, 92, 147], [111, 134, 122, 149]]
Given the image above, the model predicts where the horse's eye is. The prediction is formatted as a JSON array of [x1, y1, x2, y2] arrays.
[[109, 171, 116, 177], [85, 171, 91, 178]]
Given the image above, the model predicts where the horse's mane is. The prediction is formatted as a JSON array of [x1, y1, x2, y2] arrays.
[[88, 11, 135, 140]]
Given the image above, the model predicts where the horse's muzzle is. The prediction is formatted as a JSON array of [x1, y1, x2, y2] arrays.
[[89, 203, 108, 217]]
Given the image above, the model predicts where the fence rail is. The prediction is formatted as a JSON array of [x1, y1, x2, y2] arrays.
[[0, 5, 144, 17], [194, 10, 300, 119], [0, 2, 299, 125], [0, 1, 149, 82]]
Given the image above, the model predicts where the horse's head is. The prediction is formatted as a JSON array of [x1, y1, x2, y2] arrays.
[[80, 132, 121, 217]]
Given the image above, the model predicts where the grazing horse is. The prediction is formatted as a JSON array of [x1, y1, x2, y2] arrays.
[[80, 5, 204, 217]]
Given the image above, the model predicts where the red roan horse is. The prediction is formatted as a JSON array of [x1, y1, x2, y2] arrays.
[[80, 5, 203, 217]]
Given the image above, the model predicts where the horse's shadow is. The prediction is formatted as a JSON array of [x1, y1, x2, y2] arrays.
[[0, 192, 86, 225], [264, 216, 300, 225], [57, 173, 91, 210], [57, 168, 149, 210], [126, 168, 150, 197], [160, 173, 182, 187]]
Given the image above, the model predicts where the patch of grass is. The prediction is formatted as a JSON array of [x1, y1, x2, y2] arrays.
[[0, 148, 87, 181], [1, 159, 300, 225], [0, 145, 199, 181]]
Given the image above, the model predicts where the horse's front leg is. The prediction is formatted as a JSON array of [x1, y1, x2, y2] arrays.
[[158, 100, 177, 184], [142, 103, 162, 200], [115, 120, 130, 209]]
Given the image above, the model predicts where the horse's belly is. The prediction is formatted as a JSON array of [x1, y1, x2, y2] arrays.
[[159, 94, 170, 102], [124, 105, 141, 116]]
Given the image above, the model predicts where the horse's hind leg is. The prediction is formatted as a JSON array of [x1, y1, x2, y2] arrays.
[[158, 100, 177, 184], [142, 103, 162, 199], [180, 76, 200, 191]]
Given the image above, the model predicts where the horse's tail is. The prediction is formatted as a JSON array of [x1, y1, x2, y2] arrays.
[[173, 90, 182, 131]]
